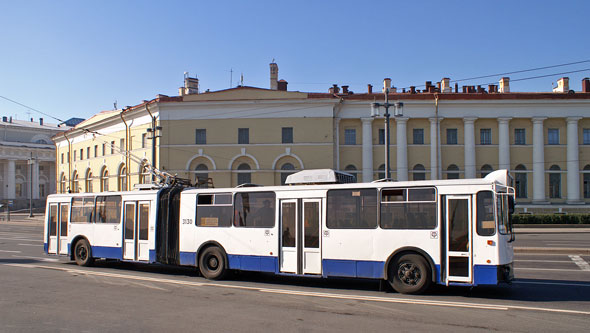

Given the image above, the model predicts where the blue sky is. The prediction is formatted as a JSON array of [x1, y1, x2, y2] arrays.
[[1, 0, 589, 123]]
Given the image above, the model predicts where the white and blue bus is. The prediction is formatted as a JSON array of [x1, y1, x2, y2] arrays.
[[44, 169, 515, 294]]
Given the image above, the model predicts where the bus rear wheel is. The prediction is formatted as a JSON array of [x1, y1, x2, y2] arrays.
[[199, 247, 227, 280], [389, 254, 431, 294], [74, 239, 94, 267]]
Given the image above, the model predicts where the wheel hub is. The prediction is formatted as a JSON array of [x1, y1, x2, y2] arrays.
[[398, 263, 421, 286]]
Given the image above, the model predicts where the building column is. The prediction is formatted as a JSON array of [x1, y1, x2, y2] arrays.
[[361, 117, 374, 182], [567, 117, 582, 204], [463, 117, 477, 178], [396, 117, 408, 181], [6, 160, 15, 199], [49, 162, 56, 195], [532, 117, 547, 203], [498, 117, 511, 171], [429, 117, 442, 180], [32, 158, 39, 199]]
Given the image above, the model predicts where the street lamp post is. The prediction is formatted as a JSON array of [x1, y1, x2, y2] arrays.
[[371, 82, 403, 180], [28, 152, 35, 217]]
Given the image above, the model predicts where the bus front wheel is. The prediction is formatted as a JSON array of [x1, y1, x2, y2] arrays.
[[389, 254, 431, 294], [199, 247, 227, 280], [74, 239, 94, 267]]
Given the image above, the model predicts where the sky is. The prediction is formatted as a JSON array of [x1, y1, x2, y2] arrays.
[[1, 0, 589, 123]]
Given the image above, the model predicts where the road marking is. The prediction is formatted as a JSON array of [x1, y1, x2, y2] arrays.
[[11, 255, 59, 262], [0, 237, 42, 242], [0, 249, 21, 253], [17, 243, 40, 247], [516, 253, 578, 256], [514, 260, 571, 263], [515, 267, 590, 272], [4, 263, 590, 316], [514, 281, 590, 288], [569, 255, 590, 271]]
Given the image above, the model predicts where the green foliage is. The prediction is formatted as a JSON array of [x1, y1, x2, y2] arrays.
[[512, 214, 590, 225]]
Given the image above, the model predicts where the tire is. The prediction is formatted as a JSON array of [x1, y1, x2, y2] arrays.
[[199, 247, 226, 280], [388, 254, 431, 294], [74, 239, 94, 267]]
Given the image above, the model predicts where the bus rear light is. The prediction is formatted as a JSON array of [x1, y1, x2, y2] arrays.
[[487, 240, 495, 246], [487, 259, 491, 264]]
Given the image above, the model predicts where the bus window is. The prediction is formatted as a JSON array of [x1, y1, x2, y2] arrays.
[[60, 204, 69, 236], [49, 205, 57, 236], [476, 191, 495, 236], [380, 187, 436, 229], [71, 197, 95, 223], [234, 192, 275, 228], [95, 196, 121, 223], [326, 189, 377, 229], [197, 194, 232, 227]]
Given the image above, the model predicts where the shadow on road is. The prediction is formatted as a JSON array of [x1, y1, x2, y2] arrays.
[[0, 258, 43, 264]]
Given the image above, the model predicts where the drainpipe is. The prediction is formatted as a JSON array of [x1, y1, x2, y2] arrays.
[[434, 94, 441, 179], [64, 131, 72, 192], [120, 109, 130, 191], [332, 96, 344, 170], [145, 101, 157, 181]]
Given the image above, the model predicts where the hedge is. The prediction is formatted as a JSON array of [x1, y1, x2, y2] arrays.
[[511, 214, 590, 225]]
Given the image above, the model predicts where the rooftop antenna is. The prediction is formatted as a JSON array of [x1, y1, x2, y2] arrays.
[[240, 73, 244, 86], [114, 100, 117, 110], [184, 71, 189, 79], [229, 68, 233, 88]]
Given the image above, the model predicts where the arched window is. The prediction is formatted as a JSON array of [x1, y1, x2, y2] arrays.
[[515, 164, 527, 198], [72, 171, 79, 193], [280, 163, 295, 185], [584, 165, 590, 199], [480, 164, 493, 178], [377, 164, 386, 180], [15, 175, 25, 197], [139, 163, 151, 184], [85, 169, 93, 193], [237, 163, 251, 185], [101, 168, 109, 192], [549, 165, 561, 198], [118, 165, 127, 191], [195, 164, 209, 187], [447, 164, 460, 179], [344, 164, 358, 183], [60, 173, 66, 193], [413, 164, 426, 181]]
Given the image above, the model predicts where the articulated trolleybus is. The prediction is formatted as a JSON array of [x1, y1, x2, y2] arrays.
[[45, 169, 515, 294]]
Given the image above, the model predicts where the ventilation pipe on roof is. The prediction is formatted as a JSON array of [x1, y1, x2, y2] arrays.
[[441, 78, 451, 93], [553, 77, 570, 93], [583, 78, 590, 93], [499, 77, 510, 93], [270, 62, 278, 90], [367, 84, 373, 94]]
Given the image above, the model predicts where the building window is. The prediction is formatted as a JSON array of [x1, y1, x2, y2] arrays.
[[515, 164, 527, 198], [119, 139, 125, 152], [413, 128, 424, 144], [86, 147, 90, 160], [101, 168, 109, 192], [72, 171, 79, 193], [73, 150, 77, 161], [111, 141, 115, 154], [141, 133, 147, 148], [279, 163, 295, 185], [344, 165, 358, 183], [514, 128, 526, 145], [377, 164, 386, 180], [195, 129, 206, 144], [238, 128, 249, 144], [446, 128, 457, 145], [86, 170, 93, 193], [195, 164, 209, 187], [118, 165, 127, 191], [60, 174, 66, 193], [61, 153, 64, 164], [344, 128, 356, 145], [480, 128, 492, 145], [282, 127, 293, 144], [94, 145, 98, 157], [583, 129, 590, 145], [480, 164, 493, 178], [549, 165, 561, 198], [39, 184, 45, 197], [447, 164, 460, 179], [378, 129, 385, 145], [102, 144, 105, 156], [548, 128, 559, 145], [584, 165, 590, 198], [237, 163, 251, 185], [413, 164, 426, 181]]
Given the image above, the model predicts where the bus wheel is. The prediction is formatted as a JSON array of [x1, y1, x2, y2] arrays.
[[389, 254, 431, 294], [199, 247, 226, 280], [74, 239, 94, 267]]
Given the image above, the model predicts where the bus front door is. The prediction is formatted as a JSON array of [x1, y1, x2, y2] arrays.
[[445, 195, 472, 284], [123, 201, 150, 261], [279, 198, 322, 275], [47, 202, 69, 255]]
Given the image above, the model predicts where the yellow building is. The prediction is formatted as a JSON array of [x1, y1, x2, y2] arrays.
[[53, 64, 590, 213]]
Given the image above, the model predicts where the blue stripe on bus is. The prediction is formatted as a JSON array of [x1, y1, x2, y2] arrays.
[[91, 246, 123, 260], [43, 243, 48, 253], [179, 252, 196, 266], [322, 259, 385, 279], [149, 250, 156, 263], [473, 265, 498, 285], [227, 255, 277, 273]]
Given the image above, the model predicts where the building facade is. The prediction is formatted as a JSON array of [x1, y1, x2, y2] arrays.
[[0, 117, 69, 210], [53, 64, 590, 213]]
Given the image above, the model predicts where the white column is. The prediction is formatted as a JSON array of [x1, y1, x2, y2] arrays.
[[429, 117, 441, 180], [396, 118, 408, 181], [567, 117, 582, 204], [498, 117, 511, 171], [532, 117, 547, 203], [32, 158, 39, 199], [361, 118, 374, 182], [6, 160, 15, 199], [463, 117, 477, 179]]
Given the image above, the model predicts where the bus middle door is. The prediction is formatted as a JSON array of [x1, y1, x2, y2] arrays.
[[445, 195, 473, 284], [123, 201, 150, 261], [47, 202, 69, 255]]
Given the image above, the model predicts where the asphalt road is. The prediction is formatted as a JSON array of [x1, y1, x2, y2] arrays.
[[1, 221, 589, 332]]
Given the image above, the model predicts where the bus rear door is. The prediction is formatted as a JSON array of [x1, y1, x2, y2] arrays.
[[47, 201, 69, 255], [445, 195, 473, 284]]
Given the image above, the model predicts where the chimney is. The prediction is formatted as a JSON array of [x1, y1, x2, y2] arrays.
[[39, 118, 43, 126], [9, 116, 12, 123], [553, 77, 570, 93], [488, 84, 496, 93], [332, 84, 340, 94], [477, 85, 484, 93], [582, 78, 590, 93], [2, 116, 6, 122], [454, 83, 459, 93], [31, 118, 34, 122], [270, 62, 278, 90], [410, 86, 416, 94], [277, 79, 288, 91], [383, 78, 391, 93], [342, 85, 349, 94], [441, 78, 451, 93], [499, 77, 510, 93], [367, 84, 373, 94], [184, 77, 199, 95]]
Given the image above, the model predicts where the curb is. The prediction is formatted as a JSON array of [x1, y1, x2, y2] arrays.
[[514, 247, 590, 255]]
